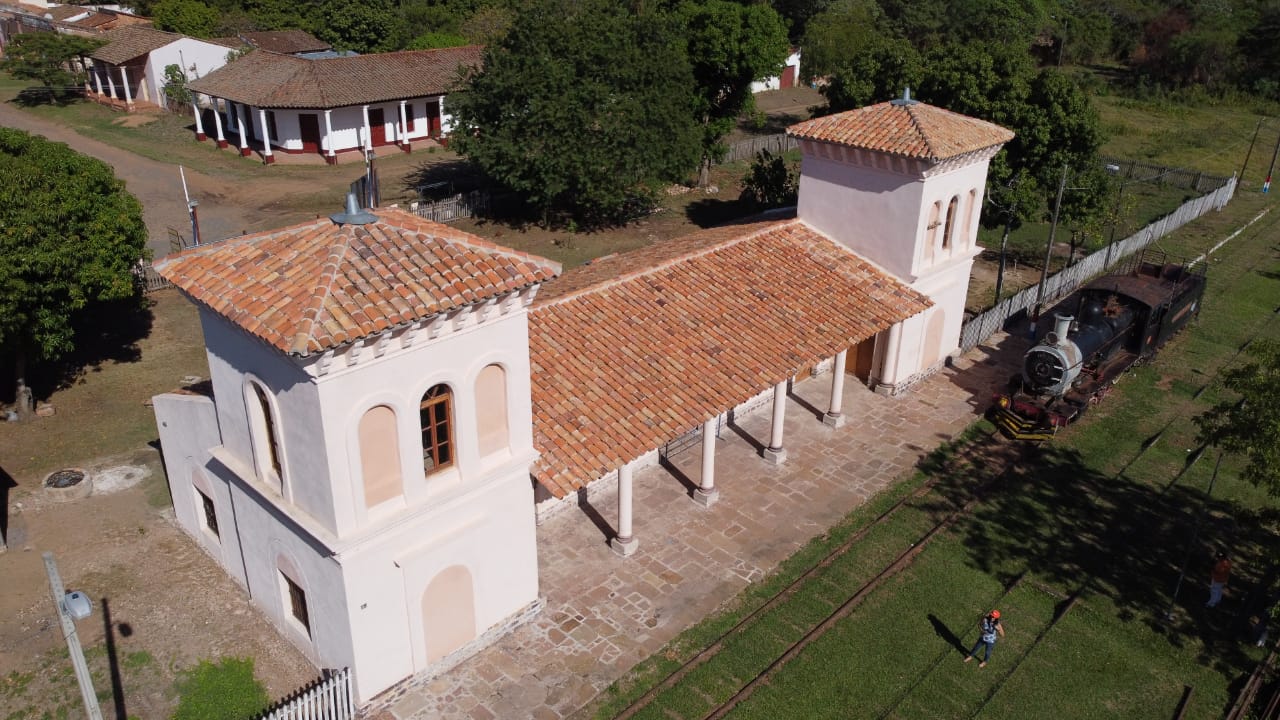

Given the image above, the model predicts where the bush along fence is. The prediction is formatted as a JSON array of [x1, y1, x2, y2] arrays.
[[256, 668, 355, 720], [958, 173, 1237, 353]]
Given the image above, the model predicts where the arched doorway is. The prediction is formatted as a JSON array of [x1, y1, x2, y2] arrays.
[[422, 565, 476, 663]]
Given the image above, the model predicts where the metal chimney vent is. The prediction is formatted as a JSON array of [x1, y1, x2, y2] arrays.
[[891, 87, 918, 106], [330, 192, 377, 226]]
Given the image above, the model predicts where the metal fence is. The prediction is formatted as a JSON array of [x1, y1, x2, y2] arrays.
[[958, 173, 1237, 352], [257, 668, 356, 720], [1102, 157, 1234, 193], [718, 133, 798, 165], [410, 189, 492, 223]]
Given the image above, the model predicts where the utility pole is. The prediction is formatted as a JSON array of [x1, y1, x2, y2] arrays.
[[993, 171, 1022, 305], [1239, 118, 1263, 184], [1264, 126, 1280, 194], [1034, 163, 1070, 324], [43, 552, 103, 720]]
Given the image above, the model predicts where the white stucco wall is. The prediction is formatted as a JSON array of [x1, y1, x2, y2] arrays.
[[147, 38, 234, 108], [751, 49, 802, 93]]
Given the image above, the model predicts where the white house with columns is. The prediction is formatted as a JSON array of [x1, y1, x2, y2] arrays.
[[184, 46, 481, 164], [150, 97, 1012, 703], [86, 25, 237, 110]]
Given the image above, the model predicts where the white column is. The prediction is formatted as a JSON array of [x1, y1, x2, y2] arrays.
[[361, 104, 371, 151], [191, 98, 205, 140], [875, 322, 904, 396], [609, 462, 638, 557], [323, 109, 336, 163], [764, 380, 788, 464], [211, 99, 225, 147], [257, 108, 274, 163], [119, 66, 131, 106], [105, 68, 116, 99], [694, 417, 719, 507], [92, 65, 104, 96], [438, 96, 447, 134], [236, 104, 250, 155], [824, 350, 848, 428], [398, 100, 409, 149]]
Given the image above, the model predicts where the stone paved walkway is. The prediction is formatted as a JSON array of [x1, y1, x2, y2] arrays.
[[371, 332, 1027, 720]]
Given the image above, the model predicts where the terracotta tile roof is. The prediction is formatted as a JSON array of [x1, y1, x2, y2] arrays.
[[45, 5, 87, 21], [186, 46, 483, 108], [787, 99, 1014, 161], [155, 207, 560, 356], [528, 219, 931, 497], [90, 25, 183, 64], [239, 30, 330, 54]]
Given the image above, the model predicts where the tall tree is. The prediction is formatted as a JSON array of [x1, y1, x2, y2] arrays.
[[152, 0, 222, 37], [313, 0, 402, 53], [0, 129, 149, 413], [679, 0, 789, 185], [449, 0, 702, 226], [1196, 341, 1280, 496], [0, 33, 104, 105]]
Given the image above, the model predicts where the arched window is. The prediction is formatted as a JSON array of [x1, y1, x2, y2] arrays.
[[926, 201, 942, 255], [420, 384, 454, 475], [942, 196, 959, 249], [249, 382, 282, 482], [964, 189, 978, 243], [475, 364, 509, 457], [359, 405, 402, 507]]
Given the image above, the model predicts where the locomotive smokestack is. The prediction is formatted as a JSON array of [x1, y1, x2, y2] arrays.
[[1053, 314, 1073, 345]]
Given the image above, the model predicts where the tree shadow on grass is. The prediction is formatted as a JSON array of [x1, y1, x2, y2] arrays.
[[21, 296, 155, 402], [12, 86, 86, 107], [958, 442, 1278, 679]]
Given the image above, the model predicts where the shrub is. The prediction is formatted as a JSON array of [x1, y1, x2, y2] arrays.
[[172, 658, 269, 720], [740, 149, 798, 209]]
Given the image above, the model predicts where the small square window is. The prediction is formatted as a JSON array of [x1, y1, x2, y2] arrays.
[[197, 489, 219, 539], [282, 573, 310, 635]]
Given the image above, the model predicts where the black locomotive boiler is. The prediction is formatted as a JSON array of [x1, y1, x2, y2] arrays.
[[991, 252, 1207, 440]]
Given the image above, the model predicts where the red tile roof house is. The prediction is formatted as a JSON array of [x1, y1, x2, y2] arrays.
[[184, 46, 482, 164], [85, 25, 240, 111], [148, 97, 1012, 705]]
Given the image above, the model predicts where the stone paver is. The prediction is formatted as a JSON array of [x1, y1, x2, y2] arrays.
[[371, 332, 1027, 719]]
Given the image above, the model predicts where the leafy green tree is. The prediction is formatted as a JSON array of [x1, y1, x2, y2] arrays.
[[406, 31, 470, 49], [163, 63, 192, 107], [1196, 341, 1280, 496], [803, 0, 921, 110], [0, 32, 104, 105], [0, 129, 149, 411], [459, 3, 516, 45], [241, 0, 311, 31], [741, 149, 798, 209], [449, 0, 702, 226], [770, 0, 833, 42], [314, 0, 402, 53], [679, 0, 789, 185], [153, 0, 222, 37]]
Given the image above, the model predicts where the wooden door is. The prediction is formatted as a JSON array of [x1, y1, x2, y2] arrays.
[[298, 114, 321, 153], [368, 108, 386, 146], [780, 64, 797, 89], [426, 101, 441, 136], [850, 336, 876, 382]]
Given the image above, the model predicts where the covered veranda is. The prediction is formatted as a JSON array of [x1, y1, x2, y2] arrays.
[[527, 217, 932, 556]]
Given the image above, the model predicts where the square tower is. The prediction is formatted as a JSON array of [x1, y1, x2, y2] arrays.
[[788, 92, 1013, 391], [150, 206, 560, 703]]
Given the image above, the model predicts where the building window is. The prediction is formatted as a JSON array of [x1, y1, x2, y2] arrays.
[[359, 405, 403, 507], [475, 364, 509, 457], [420, 384, 454, 475], [283, 573, 310, 635], [942, 196, 959, 249], [965, 188, 978, 243], [197, 489, 219, 538], [252, 383, 283, 479]]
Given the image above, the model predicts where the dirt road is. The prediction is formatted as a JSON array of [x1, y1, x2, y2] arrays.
[[0, 102, 267, 257]]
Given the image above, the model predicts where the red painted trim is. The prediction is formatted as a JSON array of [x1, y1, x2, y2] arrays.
[[195, 132, 207, 141], [216, 140, 229, 149], [240, 147, 253, 157]]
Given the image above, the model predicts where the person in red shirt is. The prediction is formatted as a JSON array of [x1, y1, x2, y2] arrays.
[[1207, 552, 1232, 608]]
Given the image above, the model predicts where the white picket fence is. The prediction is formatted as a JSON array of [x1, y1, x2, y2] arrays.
[[257, 668, 355, 720], [958, 174, 1237, 352]]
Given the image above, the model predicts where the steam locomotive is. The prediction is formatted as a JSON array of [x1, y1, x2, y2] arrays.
[[990, 252, 1207, 441]]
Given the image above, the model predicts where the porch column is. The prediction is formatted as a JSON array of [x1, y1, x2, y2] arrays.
[[361, 104, 371, 151], [824, 350, 848, 428], [875, 322, 904, 396], [610, 462, 638, 557], [92, 65, 104, 96], [105, 68, 116, 99], [257, 107, 274, 164], [398, 99, 410, 152], [119, 66, 131, 107], [438, 95, 446, 134], [236, 104, 251, 156], [764, 381, 788, 464], [694, 417, 720, 507], [323, 109, 336, 165], [211, 98, 226, 148], [191, 97, 206, 141]]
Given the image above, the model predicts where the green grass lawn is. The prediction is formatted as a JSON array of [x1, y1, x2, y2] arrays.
[[587, 191, 1280, 719]]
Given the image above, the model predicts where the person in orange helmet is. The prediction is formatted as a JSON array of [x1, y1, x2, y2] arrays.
[[964, 610, 1005, 668]]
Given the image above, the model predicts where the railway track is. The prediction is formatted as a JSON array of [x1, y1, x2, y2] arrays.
[[606, 209, 1280, 720]]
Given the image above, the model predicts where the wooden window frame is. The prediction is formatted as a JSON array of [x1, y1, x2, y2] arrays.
[[253, 383, 283, 478], [420, 384, 455, 475], [942, 196, 959, 249]]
